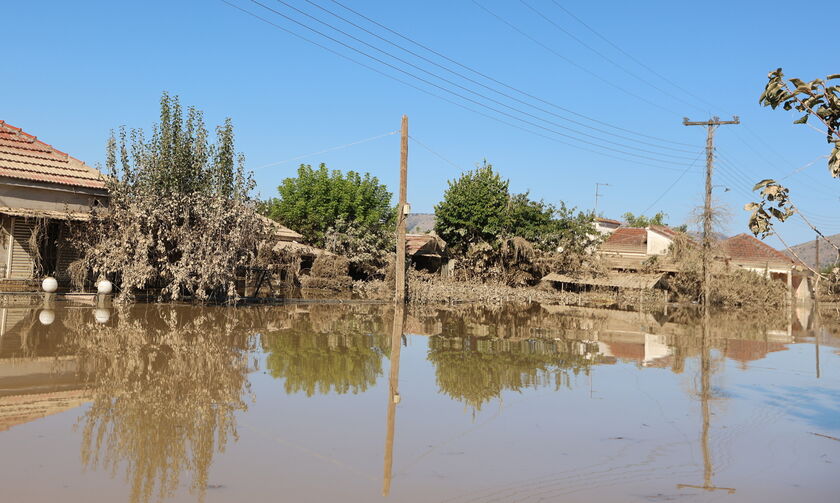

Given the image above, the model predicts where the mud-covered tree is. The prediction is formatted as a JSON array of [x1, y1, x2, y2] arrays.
[[78, 92, 271, 302], [747, 70, 840, 239]]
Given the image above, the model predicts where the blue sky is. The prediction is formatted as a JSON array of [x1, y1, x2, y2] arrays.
[[2, 0, 837, 245]]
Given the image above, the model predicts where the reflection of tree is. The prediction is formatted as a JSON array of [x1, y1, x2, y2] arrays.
[[428, 336, 606, 411], [262, 305, 389, 396], [62, 306, 254, 503]]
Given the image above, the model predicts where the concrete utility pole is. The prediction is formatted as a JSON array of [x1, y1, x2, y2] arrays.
[[395, 115, 408, 302], [683, 116, 739, 307], [594, 182, 610, 215]]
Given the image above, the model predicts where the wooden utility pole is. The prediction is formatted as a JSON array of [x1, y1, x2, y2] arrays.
[[683, 116, 739, 308], [815, 233, 820, 271], [395, 115, 408, 302], [594, 182, 610, 215], [382, 303, 404, 496]]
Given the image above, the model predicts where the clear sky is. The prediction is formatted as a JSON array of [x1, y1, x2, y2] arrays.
[[2, 0, 837, 246]]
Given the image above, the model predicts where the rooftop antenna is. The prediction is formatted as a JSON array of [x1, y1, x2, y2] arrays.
[[594, 183, 611, 216]]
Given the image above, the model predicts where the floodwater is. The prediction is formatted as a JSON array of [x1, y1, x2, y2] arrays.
[[0, 301, 838, 503]]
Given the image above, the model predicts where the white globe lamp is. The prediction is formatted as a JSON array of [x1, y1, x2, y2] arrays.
[[42, 276, 58, 293], [93, 308, 111, 324], [38, 309, 55, 325], [97, 280, 113, 295]]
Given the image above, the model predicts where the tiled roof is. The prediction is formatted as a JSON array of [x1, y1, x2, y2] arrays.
[[0, 121, 105, 190], [257, 214, 303, 241], [720, 233, 794, 266], [601, 227, 647, 253], [648, 225, 679, 239], [595, 217, 621, 225]]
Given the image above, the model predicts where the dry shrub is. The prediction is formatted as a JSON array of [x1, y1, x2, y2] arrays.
[[667, 234, 788, 308], [300, 254, 352, 290]]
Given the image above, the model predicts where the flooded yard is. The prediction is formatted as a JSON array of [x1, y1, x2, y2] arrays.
[[0, 301, 837, 502]]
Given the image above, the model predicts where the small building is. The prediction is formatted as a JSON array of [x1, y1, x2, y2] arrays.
[[593, 217, 621, 235], [406, 234, 449, 274], [597, 225, 682, 271], [720, 233, 812, 303], [0, 121, 107, 289]]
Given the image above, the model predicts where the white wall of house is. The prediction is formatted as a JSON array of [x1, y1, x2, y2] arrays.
[[594, 221, 620, 235], [645, 230, 673, 256]]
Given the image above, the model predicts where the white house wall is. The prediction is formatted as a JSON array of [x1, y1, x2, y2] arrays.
[[645, 230, 673, 255]]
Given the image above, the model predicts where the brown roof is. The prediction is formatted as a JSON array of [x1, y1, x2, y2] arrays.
[[601, 227, 647, 253], [720, 233, 794, 266], [0, 121, 106, 190], [648, 225, 680, 239], [595, 217, 621, 225], [406, 234, 446, 257]]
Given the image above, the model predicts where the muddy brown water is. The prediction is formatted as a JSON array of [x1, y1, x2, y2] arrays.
[[0, 301, 837, 502]]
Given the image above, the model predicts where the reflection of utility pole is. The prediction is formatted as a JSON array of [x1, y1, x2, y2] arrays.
[[382, 303, 405, 496], [677, 315, 736, 495], [683, 116, 739, 307], [594, 182, 610, 215]]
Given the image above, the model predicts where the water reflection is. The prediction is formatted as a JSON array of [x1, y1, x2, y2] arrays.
[[66, 306, 254, 503], [0, 301, 837, 502], [261, 305, 390, 396]]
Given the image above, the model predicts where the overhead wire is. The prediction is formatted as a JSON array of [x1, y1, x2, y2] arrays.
[[471, 0, 682, 116], [253, 130, 398, 169], [303, 0, 696, 155], [547, 0, 722, 114], [221, 1, 700, 174], [264, 0, 698, 163], [519, 0, 706, 114], [233, 0, 703, 170], [639, 150, 705, 215], [408, 135, 463, 171], [324, 0, 697, 148]]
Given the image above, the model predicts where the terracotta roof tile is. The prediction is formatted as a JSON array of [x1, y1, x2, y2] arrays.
[[720, 233, 794, 266], [0, 121, 106, 189], [595, 217, 621, 225], [601, 227, 647, 253]]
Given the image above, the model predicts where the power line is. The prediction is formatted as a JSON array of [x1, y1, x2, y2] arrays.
[[640, 150, 705, 215], [221, 1, 701, 173], [471, 0, 682, 116], [408, 135, 462, 170], [519, 0, 706, 113], [264, 0, 697, 163], [324, 0, 697, 148], [304, 0, 696, 155], [548, 0, 721, 114], [242, 0, 701, 167], [253, 130, 398, 169]]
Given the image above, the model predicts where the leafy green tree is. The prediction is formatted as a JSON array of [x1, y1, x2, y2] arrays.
[[748, 69, 840, 237], [264, 164, 395, 248], [433, 162, 511, 252], [435, 162, 594, 253], [622, 211, 667, 227]]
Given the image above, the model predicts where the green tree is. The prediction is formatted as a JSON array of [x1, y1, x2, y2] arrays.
[[433, 162, 511, 252], [747, 69, 840, 237], [264, 164, 395, 248], [435, 162, 596, 254], [622, 211, 667, 227]]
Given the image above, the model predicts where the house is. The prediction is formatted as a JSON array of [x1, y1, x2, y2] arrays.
[[720, 233, 812, 303], [0, 121, 107, 289], [593, 217, 621, 235], [598, 225, 682, 271]]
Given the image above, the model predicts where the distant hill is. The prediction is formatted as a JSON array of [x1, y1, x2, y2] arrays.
[[786, 233, 840, 269], [406, 213, 435, 234]]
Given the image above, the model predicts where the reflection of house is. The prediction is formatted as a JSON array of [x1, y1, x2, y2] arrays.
[[407, 234, 449, 274], [720, 234, 812, 302], [0, 121, 108, 288]]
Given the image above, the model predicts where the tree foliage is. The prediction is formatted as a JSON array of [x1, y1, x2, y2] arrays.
[[434, 162, 595, 253], [264, 163, 395, 248], [622, 211, 667, 227], [748, 69, 840, 237], [78, 92, 271, 302]]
